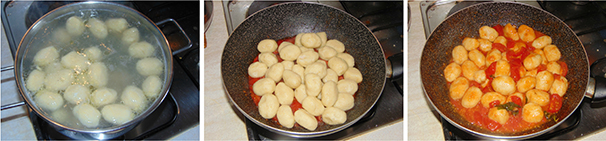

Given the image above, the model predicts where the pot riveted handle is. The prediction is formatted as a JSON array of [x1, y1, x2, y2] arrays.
[[588, 57, 606, 107], [155, 18, 192, 55]]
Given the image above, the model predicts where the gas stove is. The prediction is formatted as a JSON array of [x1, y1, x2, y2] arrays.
[[221, 1, 403, 139], [420, 0, 606, 139], [1, 1, 199, 140]]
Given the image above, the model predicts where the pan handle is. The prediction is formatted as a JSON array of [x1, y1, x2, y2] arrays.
[[589, 77, 606, 107], [386, 52, 403, 79], [587, 57, 606, 107]]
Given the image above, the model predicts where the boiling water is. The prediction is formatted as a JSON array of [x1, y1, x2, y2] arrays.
[[21, 8, 167, 130]]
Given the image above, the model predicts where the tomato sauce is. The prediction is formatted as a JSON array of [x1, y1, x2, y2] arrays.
[[448, 24, 567, 133], [451, 98, 546, 132]]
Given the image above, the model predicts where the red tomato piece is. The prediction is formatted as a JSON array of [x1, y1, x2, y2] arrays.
[[493, 24, 504, 36], [510, 66, 523, 82], [489, 100, 500, 108], [507, 40, 517, 49], [473, 111, 484, 126], [482, 82, 494, 93], [511, 96, 523, 107], [509, 58, 523, 68], [277, 40, 285, 46], [493, 43, 507, 53], [290, 100, 303, 112], [507, 41, 527, 58], [251, 94, 261, 105], [277, 36, 296, 45], [508, 58, 523, 82], [248, 76, 263, 105], [253, 55, 260, 62], [537, 64, 548, 72], [520, 48, 532, 60], [547, 94, 563, 113], [559, 61, 569, 77], [527, 45, 536, 52], [486, 118, 502, 131], [486, 62, 498, 78], [470, 81, 482, 89]]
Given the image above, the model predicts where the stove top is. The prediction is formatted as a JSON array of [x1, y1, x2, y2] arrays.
[[1, 1, 199, 139], [222, 1, 403, 139], [538, 1, 606, 65], [420, 0, 606, 139]]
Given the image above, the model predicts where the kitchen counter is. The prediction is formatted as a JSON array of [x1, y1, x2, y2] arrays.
[[203, 0, 402, 140], [407, 1, 606, 140], [0, 4, 198, 141]]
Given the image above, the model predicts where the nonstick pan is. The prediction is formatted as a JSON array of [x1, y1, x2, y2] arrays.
[[420, 2, 587, 139], [221, 2, 386, 138]]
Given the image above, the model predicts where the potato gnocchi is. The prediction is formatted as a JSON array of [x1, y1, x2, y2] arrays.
[[444, 24, 569, 133], [248, 32, 363, 131]]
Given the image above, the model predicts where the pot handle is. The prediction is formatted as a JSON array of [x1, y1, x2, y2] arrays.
[[155, 18, 192, 55], [587, 57, 606, 107]]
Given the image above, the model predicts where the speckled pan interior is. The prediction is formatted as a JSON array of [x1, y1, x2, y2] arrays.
[[421, 2, 588, 138], [221, 2, 386, 137]]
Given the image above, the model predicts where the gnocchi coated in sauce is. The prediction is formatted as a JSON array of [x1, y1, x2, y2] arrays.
[[248, 32, 362, 131], [25, 15, 166, 129], [444, 24, 569, 132]]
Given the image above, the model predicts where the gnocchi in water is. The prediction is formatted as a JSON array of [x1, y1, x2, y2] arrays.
[[444, 24, 569, 133], [24, 14, 166, 129], [247, 32, 362, 131]]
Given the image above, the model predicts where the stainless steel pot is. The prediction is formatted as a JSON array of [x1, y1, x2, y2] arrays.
[[11, 2, 173, 139]]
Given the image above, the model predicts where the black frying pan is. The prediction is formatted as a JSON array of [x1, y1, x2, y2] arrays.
[[221, 2, 386, 137], [421, 2, 588, 139]]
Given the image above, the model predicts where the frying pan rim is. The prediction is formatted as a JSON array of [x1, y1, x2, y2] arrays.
[[420, 1, 588, 139], [220, 2, 387, 138]]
